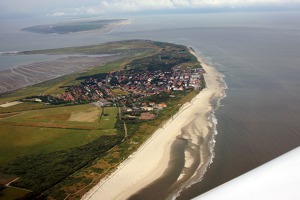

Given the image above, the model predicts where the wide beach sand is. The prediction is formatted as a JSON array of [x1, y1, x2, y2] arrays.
[[82, 50, 225, 200]]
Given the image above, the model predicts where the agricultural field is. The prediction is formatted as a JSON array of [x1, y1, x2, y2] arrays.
[[1, 104, 101, 129], [0, 105, 119, 164]]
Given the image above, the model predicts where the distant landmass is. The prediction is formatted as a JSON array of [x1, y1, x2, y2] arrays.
[[21, 19, 129, 34]]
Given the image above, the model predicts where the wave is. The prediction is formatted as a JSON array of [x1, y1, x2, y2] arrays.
[[170, 50, 227, 200]]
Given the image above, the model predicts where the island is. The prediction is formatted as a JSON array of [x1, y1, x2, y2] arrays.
[[0, 40, 222, 199], [21, 19, 130, 34]]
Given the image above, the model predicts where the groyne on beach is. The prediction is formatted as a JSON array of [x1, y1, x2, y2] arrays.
[[82, 49, 226, 200]]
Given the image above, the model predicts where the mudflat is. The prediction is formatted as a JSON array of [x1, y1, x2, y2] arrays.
[[0, 55, 121, 94]]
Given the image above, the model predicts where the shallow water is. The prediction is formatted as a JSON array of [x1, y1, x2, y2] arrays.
[[108, 14, 300, 198], [129, 138, 188, 200]]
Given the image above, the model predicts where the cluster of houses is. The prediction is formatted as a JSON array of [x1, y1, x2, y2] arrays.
[[108, 66, 204, 92], [56, 66, 204, 119], [123, 102, 167, 120]]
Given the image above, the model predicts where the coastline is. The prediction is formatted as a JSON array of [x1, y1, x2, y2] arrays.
[[82, 50, 225, 200]]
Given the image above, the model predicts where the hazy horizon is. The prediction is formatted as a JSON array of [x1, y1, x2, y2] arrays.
[[1, 0, 300, 19]]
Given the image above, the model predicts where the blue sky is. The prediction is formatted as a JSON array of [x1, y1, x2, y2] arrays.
[[1, 0, 300, 18]]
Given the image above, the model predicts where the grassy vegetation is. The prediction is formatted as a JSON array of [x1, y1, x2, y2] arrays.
[[0, 102, 58, 114], [0, 187, 31, 200], [125, 42, 199, 73], [112, 88, 129, 96], [1, 104, 101, 129], [0, 40, 204, 199], [0, 105, 119, 165], [99, 107, 119, 130], [1, 134, 123, 194], [0, 105, 120, 195], [0, 126, 101, 165], [23, 40, 159, 55]]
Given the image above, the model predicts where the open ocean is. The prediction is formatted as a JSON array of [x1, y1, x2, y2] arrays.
[[1, 11, 300, 199]]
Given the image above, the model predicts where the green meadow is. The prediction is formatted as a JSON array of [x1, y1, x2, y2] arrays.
[[1, 104, 101, 129], [0, 105, 119, 164], [0, 105, 120, 194]]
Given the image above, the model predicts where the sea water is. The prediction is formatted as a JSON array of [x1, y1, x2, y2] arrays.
[[103, 12, 300, 199], [1, 11, 300, 199]]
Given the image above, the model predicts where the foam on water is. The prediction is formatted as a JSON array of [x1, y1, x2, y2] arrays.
[[169, 52, 227, 200]]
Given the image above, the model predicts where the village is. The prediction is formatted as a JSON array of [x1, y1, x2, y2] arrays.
[[56, 65, 204, 119]]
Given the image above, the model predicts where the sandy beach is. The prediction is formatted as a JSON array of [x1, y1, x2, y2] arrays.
[[82, 50, 225, 200]]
